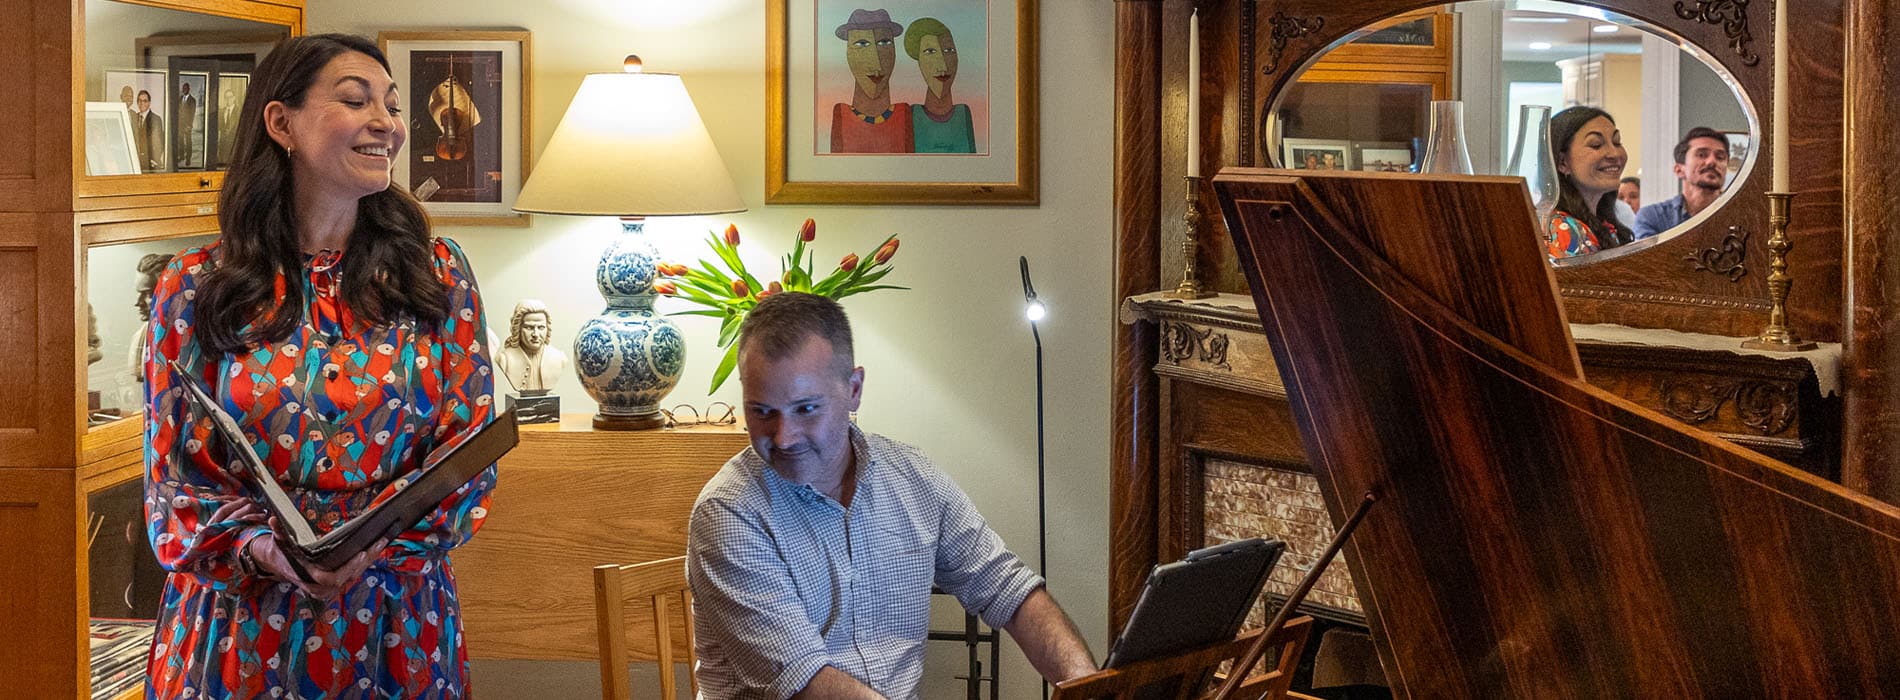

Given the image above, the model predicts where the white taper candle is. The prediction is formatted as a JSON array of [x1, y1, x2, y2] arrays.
[[1187, 8, 1201, 178]]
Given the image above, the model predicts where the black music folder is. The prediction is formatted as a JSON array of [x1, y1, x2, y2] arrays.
[[169, 359, 517, 571]]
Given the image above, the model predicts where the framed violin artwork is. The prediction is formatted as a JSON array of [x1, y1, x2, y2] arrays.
[[379, 30, 534, 227]]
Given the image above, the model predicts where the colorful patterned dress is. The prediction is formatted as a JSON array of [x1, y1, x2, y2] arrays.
[[1546, 210, 1622, 259], [142, 238, 497, 699]]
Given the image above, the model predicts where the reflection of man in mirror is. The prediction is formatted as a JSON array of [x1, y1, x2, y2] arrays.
[[495, 299, 568, 394], [128, 253, 174, 381], [132, 90, 164, 172], [829, 8, 914, 153], [1633, 126, 1729, 240], [1618, 177, 1641, 213]]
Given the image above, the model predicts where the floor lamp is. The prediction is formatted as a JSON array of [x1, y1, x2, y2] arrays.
[[1020, 256, 1049, 700]]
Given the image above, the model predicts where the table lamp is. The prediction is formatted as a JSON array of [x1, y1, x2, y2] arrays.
[[513, 56, 745, 429]]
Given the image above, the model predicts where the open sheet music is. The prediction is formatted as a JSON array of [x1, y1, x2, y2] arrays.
[[168, 359, 517, 570]]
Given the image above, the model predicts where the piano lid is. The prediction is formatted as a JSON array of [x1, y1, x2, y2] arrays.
[[1212, 168, 1900, 697]]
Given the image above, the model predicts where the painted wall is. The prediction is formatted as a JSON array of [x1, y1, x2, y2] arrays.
[[1679, 52, 1749, 133], [309, 2, 1115, 698]]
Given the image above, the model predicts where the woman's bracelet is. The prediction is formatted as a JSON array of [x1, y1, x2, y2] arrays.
[[235, 537, 262, 579]]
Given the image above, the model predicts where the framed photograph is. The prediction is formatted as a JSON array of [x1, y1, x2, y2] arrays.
[[134, 32, 277, 174], [1284, 138, 1352, 171], [103, 70, 167, 173], [1722, 130, 1751, 180], [169, 69, 210, 171], [767, 0, 1039, 204], [84, 102, 142, 176], [1355, 141, 1413, 173], [214, 74, 251, 168], [380, 30, 533, 226]]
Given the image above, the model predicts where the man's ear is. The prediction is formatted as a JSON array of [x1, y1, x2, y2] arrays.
[[846, 366, 865, 409], [262, 101, 294, 151]]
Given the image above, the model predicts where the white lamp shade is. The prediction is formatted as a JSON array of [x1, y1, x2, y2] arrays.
[[514, 71, 745, 216]]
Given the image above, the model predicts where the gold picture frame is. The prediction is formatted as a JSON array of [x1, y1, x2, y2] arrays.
[[378, 30, 533, 227], [766, 0, 1039, 205]]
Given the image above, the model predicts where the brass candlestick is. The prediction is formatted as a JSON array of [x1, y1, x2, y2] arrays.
[[1167, 175, 1216, 300], [1742, 192, 1817, 351]]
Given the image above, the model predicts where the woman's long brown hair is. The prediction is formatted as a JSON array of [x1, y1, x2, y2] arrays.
[[196, 33, 447, 354]]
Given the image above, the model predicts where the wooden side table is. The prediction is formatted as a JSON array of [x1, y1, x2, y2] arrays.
[[454, 415, 749, 662]]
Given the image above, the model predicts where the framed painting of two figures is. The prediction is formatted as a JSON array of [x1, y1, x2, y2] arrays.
[[768, 0, 1039, 204]]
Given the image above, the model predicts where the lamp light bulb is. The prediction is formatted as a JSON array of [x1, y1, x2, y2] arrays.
[[1025, 300, 1047, 322]]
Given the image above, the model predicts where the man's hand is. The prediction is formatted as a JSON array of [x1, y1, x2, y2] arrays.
[[790, 667, 888, 700], [246, 534, 388, 600], [1004, 587, 1099, 684]]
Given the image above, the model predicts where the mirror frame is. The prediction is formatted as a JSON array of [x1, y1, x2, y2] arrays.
[[1238, 0, 1823, 339]]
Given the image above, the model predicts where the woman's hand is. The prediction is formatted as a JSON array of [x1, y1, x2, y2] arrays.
[[207, 497, 267, 526], [246, 534, 390, 600]]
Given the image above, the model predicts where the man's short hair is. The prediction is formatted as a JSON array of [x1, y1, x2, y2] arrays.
[[1621, 176, 1640, 186], [738, 292, 855, 376], [1674, 126, 1727, 164]]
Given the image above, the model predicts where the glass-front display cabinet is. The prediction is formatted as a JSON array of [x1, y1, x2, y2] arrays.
[[79, 0, 298, 691], [0, 1, 301, 697], [80, 0, 294, 200]]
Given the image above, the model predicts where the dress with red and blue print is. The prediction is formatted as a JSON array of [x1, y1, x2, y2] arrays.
[[141, 237, 497, 699], [1546, 210, 1622, 259]]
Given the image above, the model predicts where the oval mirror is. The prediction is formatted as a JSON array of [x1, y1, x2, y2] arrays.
[[1265, 0, 1759, 265]]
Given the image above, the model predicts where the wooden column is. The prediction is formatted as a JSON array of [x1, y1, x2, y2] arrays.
[[1110, 0, 1163, 633], [1844, 0, 1900, 501]]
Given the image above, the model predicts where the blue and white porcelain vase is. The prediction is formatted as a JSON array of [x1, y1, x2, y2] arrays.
[[572, 220, 685, 429]]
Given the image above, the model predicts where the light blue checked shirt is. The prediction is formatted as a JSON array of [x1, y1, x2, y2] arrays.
[[686, 426, 1044, 699]]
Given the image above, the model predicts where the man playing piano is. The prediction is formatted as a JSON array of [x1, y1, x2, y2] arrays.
[[686, 292, 1097, 698]]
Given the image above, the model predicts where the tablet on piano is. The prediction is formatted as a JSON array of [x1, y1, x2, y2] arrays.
[[1104, 537, 1286, 668]]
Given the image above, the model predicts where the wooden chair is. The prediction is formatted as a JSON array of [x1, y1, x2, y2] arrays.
[[1051, 616, 1315, 700], [594, 556, 697, 700]]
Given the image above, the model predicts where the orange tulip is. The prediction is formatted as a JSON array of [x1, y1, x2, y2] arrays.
[[839, 253, 859, 272], [724, 224, 741, 247], [654, 281, 678, 295], [799, 218, 817, 242], [763, 281, 784, 297], [731, 279, 750, 297], [874, 238, 900, 263]]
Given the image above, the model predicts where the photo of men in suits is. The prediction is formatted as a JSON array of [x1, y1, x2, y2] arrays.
[[107, 71, 167, 173]]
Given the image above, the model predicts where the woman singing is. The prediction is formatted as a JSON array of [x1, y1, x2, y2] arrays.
[[142, 33, 496, 698]]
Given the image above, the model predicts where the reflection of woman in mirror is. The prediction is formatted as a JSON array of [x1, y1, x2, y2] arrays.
[[1546, 106, 1629, 258], [142, 34, 496, 698]]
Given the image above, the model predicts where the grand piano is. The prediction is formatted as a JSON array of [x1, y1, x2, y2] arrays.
[[1208, 169, 1900, 696]]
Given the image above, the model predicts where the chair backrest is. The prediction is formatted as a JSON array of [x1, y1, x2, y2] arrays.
[[594, 555, 697, 700], [1051, 616, 1314, 700]]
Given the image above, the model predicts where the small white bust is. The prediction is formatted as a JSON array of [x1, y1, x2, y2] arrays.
[[494, 299, 567, 394]]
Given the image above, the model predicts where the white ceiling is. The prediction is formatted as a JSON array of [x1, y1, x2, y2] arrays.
[[1498, 8, 1645, 64]]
